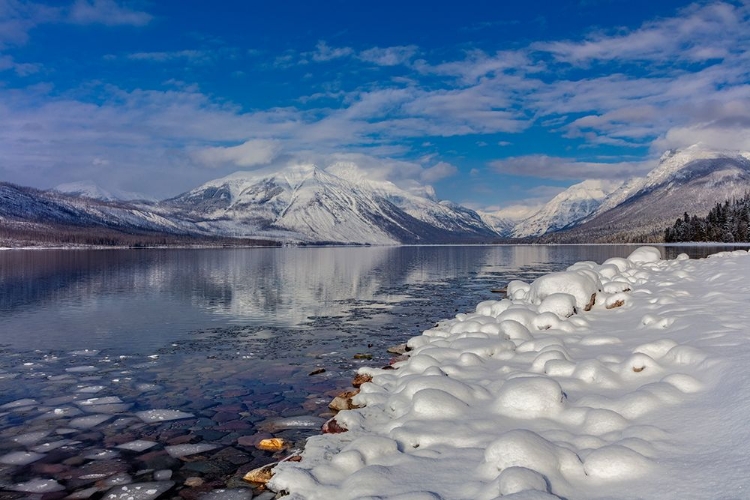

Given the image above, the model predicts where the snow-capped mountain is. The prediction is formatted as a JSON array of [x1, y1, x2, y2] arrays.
[[165, 163, 498, 244], [478, 205, 539, 238], [511, 180, 622, 238], [0, 182, 189, 234], [53, 181, 155, 202], [548, 145, 750, 241]]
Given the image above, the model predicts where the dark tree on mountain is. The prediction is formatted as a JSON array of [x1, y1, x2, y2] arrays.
[[665, 195, 750, 243]]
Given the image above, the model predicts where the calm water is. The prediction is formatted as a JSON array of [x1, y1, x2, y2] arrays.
[[0, 244, 741, 497], [0, 244, 735, 354]]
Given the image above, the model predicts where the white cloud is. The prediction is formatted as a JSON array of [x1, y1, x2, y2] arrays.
[[0, 0, 150, 49], [490, 155, 653, 180], [68, 0, 152, 26], [312, 41, 353, 62], [193, 139, 281, 168], [420, 161, 458, 183], [535, 2, 747, 65], [359, 45, 418, 66], [128, 50, 209, 63]]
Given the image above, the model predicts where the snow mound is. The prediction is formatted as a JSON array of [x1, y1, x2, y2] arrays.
[[270, 248, 750, 499]]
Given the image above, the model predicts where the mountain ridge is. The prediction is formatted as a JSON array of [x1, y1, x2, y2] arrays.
[[3, 145, 750, 246]]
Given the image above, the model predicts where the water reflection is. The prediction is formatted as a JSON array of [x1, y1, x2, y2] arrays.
[[0, 244, 743, 353]]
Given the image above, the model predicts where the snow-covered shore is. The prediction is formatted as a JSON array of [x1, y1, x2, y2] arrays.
[[270, 247, 750, 499]]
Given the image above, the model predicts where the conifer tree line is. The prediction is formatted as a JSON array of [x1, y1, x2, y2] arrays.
[[664, 195, 750, 243]]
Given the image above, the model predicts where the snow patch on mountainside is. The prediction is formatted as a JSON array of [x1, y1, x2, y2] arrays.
[[512, 180, 622, 238], [590, 145, 750, 220], [54, 181, 155, 202]]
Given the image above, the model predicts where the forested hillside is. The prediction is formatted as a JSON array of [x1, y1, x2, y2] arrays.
[[664, 196, 750, 243]]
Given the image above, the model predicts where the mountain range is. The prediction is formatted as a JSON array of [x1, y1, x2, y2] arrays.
[[2, 145, 749, 245]]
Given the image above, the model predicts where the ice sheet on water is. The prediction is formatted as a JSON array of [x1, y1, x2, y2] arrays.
[[136, 409, 194, 423], [66, 366, 99, 373], [102, 481, 175, 500], [1, 398, 37, 409], [84, 449, 121, 460], [70, 349, 101, 356], [66, 486, 100, 499], [117, 440, 157, 452], [85, 403, 133, 414], [32, 439, 77, 453], [0, 451, 46, 465], [98, 472, 133, 487], [9, 478, 65, 493], [135, 383, 161, 392], [199, 489, 254, 500], [36, 406, 84, 421], [165, 443, 218, 458], [77, 396, 123, 406], [11, 430, 49, 445], [45, 395, 78, 404], [69, 414, 113, 429], [262, 416, 327, 431], [77, 385, 107, 393]]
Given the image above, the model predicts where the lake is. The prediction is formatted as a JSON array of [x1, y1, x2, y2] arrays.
[[0, 244, 740, 497]]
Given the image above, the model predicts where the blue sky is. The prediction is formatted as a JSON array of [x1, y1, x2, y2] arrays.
[[1, 0, 749, 211]]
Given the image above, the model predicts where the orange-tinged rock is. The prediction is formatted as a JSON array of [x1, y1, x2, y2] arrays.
[[242, 463, 276, 484], [256, 438, 287, 451]]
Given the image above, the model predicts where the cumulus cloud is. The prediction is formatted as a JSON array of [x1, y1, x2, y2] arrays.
[[193, 140, 281, 168], [490, 155, 653, 180]]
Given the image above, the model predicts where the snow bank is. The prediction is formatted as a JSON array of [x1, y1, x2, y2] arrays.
[[270, 247, 750, 499]]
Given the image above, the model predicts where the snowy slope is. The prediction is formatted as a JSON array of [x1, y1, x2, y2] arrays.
[[0, 183, 190, 234], [270, 248, 750, 499], [512, 180, 622, 238], [478, 205, 538, 237], [590, 145, 750, 220], [53, 181, 155, 202], [167, 163, 498, 244], [552, 146, 750, 241]]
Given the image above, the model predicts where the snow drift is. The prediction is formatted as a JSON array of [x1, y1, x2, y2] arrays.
[[270, 247, 750, 499]]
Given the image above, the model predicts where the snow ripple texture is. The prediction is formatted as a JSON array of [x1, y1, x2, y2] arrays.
[[270, 247, 750, 499]]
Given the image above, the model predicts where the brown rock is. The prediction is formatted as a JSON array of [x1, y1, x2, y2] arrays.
[[308, 368, 326, 376], [606, 299, 625, 309], [386, 343, 409, 355], [328, 389, 360, 411], [584, 293, 597, 312], [322, 417, 347, 434], [256, 438, 287, 452], [352, 373, 372, 388], [242, 463, 277, 485]]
